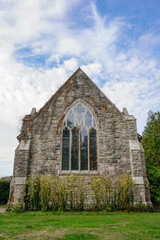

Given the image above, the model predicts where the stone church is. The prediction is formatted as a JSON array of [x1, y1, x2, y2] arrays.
[[8, 68, 152, 207]]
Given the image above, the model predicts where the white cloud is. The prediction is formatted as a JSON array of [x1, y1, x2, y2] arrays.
[[57, 38, 82, 56], [63, 58, 78, 71], [81, 62, 102, 84]]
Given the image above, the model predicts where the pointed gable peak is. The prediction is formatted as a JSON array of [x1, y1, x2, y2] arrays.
[[70, 67, 96, 85], [36, 67, 124, 119], [72, 67, 88, 77]]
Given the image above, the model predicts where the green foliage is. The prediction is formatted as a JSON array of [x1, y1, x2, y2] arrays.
[[146, 163, 160, 204], [116, 175, 134, 210], [25, 174, 135, 211], [25, 175, 86, 211], [66, 175, 86, 210], [142, 110, 160, 166], [90, 175, 112, 210], [90, 175, 134, 210], [25, 175, 40, 210], [0, 180, 10, 204], [142, 110, 160, 204], [11, 204, 24, 213]]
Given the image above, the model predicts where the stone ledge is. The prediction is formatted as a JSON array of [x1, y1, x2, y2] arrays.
[[58, 170, 100, 175], [13, 177, 27, 185], [132, 176, 144, 185], [124, 115, 136, 120], [129, 140, 141, 150], [19, 140, 31, 150]]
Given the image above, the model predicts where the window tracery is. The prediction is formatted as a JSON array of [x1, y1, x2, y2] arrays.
[[62, 102, 97, 171]]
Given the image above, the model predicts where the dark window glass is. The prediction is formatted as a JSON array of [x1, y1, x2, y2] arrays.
[[81, 128, 88, 170], [71, 128, 79, 170], [89, 128, 97, 170], [62, 128, 70, 170]]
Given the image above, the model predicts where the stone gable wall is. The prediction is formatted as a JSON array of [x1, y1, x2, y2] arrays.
[[8, 69, 152, 207], [29, 69, 135, 177]]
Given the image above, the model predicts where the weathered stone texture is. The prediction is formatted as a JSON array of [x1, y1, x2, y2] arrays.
[[8, 68, 152, 206]]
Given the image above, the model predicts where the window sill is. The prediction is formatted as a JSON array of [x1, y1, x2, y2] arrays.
[[58, 170, 99, 175]]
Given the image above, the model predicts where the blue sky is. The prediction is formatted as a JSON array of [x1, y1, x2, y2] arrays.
[[0, 0, 160, 177]]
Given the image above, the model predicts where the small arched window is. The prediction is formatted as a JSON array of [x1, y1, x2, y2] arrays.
[[62, 102, 97, 171]]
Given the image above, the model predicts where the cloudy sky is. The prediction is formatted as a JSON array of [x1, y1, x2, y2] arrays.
[[0, 0, 160, 177]]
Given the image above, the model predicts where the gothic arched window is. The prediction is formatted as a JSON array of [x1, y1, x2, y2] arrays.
[[62, 102, 97, 171]]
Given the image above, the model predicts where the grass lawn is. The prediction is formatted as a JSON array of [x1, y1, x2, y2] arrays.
[[0, 211, 159, 240]]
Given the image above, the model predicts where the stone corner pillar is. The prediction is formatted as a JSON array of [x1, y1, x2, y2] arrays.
[[129, 139, 152, 208], [7, 140, 31, 207]]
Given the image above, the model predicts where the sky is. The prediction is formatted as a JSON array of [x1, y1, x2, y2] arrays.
[[0, 0, 160, 177]]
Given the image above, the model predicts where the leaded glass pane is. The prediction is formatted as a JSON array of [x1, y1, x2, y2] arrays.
[[89, 128, 97, 170], [93, 119, 96, 128], [74, 103, 85, 115], [62, 128, 70, 170], [67, 110, 74, 128], [81, 128, 88, 170], [71, 128, 79, 170], [63, 119, 66, 127], [85, 110, 92, 127]]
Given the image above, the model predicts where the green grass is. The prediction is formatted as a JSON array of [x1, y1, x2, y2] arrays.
[[0, 211, 159, 240]]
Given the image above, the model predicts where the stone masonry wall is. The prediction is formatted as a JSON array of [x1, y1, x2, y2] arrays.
[[8, 68, 152, 206]]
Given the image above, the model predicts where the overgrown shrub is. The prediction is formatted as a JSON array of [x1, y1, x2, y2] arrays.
[[90, 175, 112, 210], [90, 175, 134, 210], [66, 175, 86, 210], [25, 175, 40, 210], [116, 175, 134, 210], [0, 180, 10, 205], [25, 174, 135, 211]]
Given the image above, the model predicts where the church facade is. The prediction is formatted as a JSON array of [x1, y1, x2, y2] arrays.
[[8, 68, 152, 207]]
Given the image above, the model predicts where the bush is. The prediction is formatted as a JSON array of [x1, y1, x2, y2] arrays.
[[90, 175, 134, 211], [0, 180, 10, 205], [25, 174, 135, 211], [146, 163, 160, 204]]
